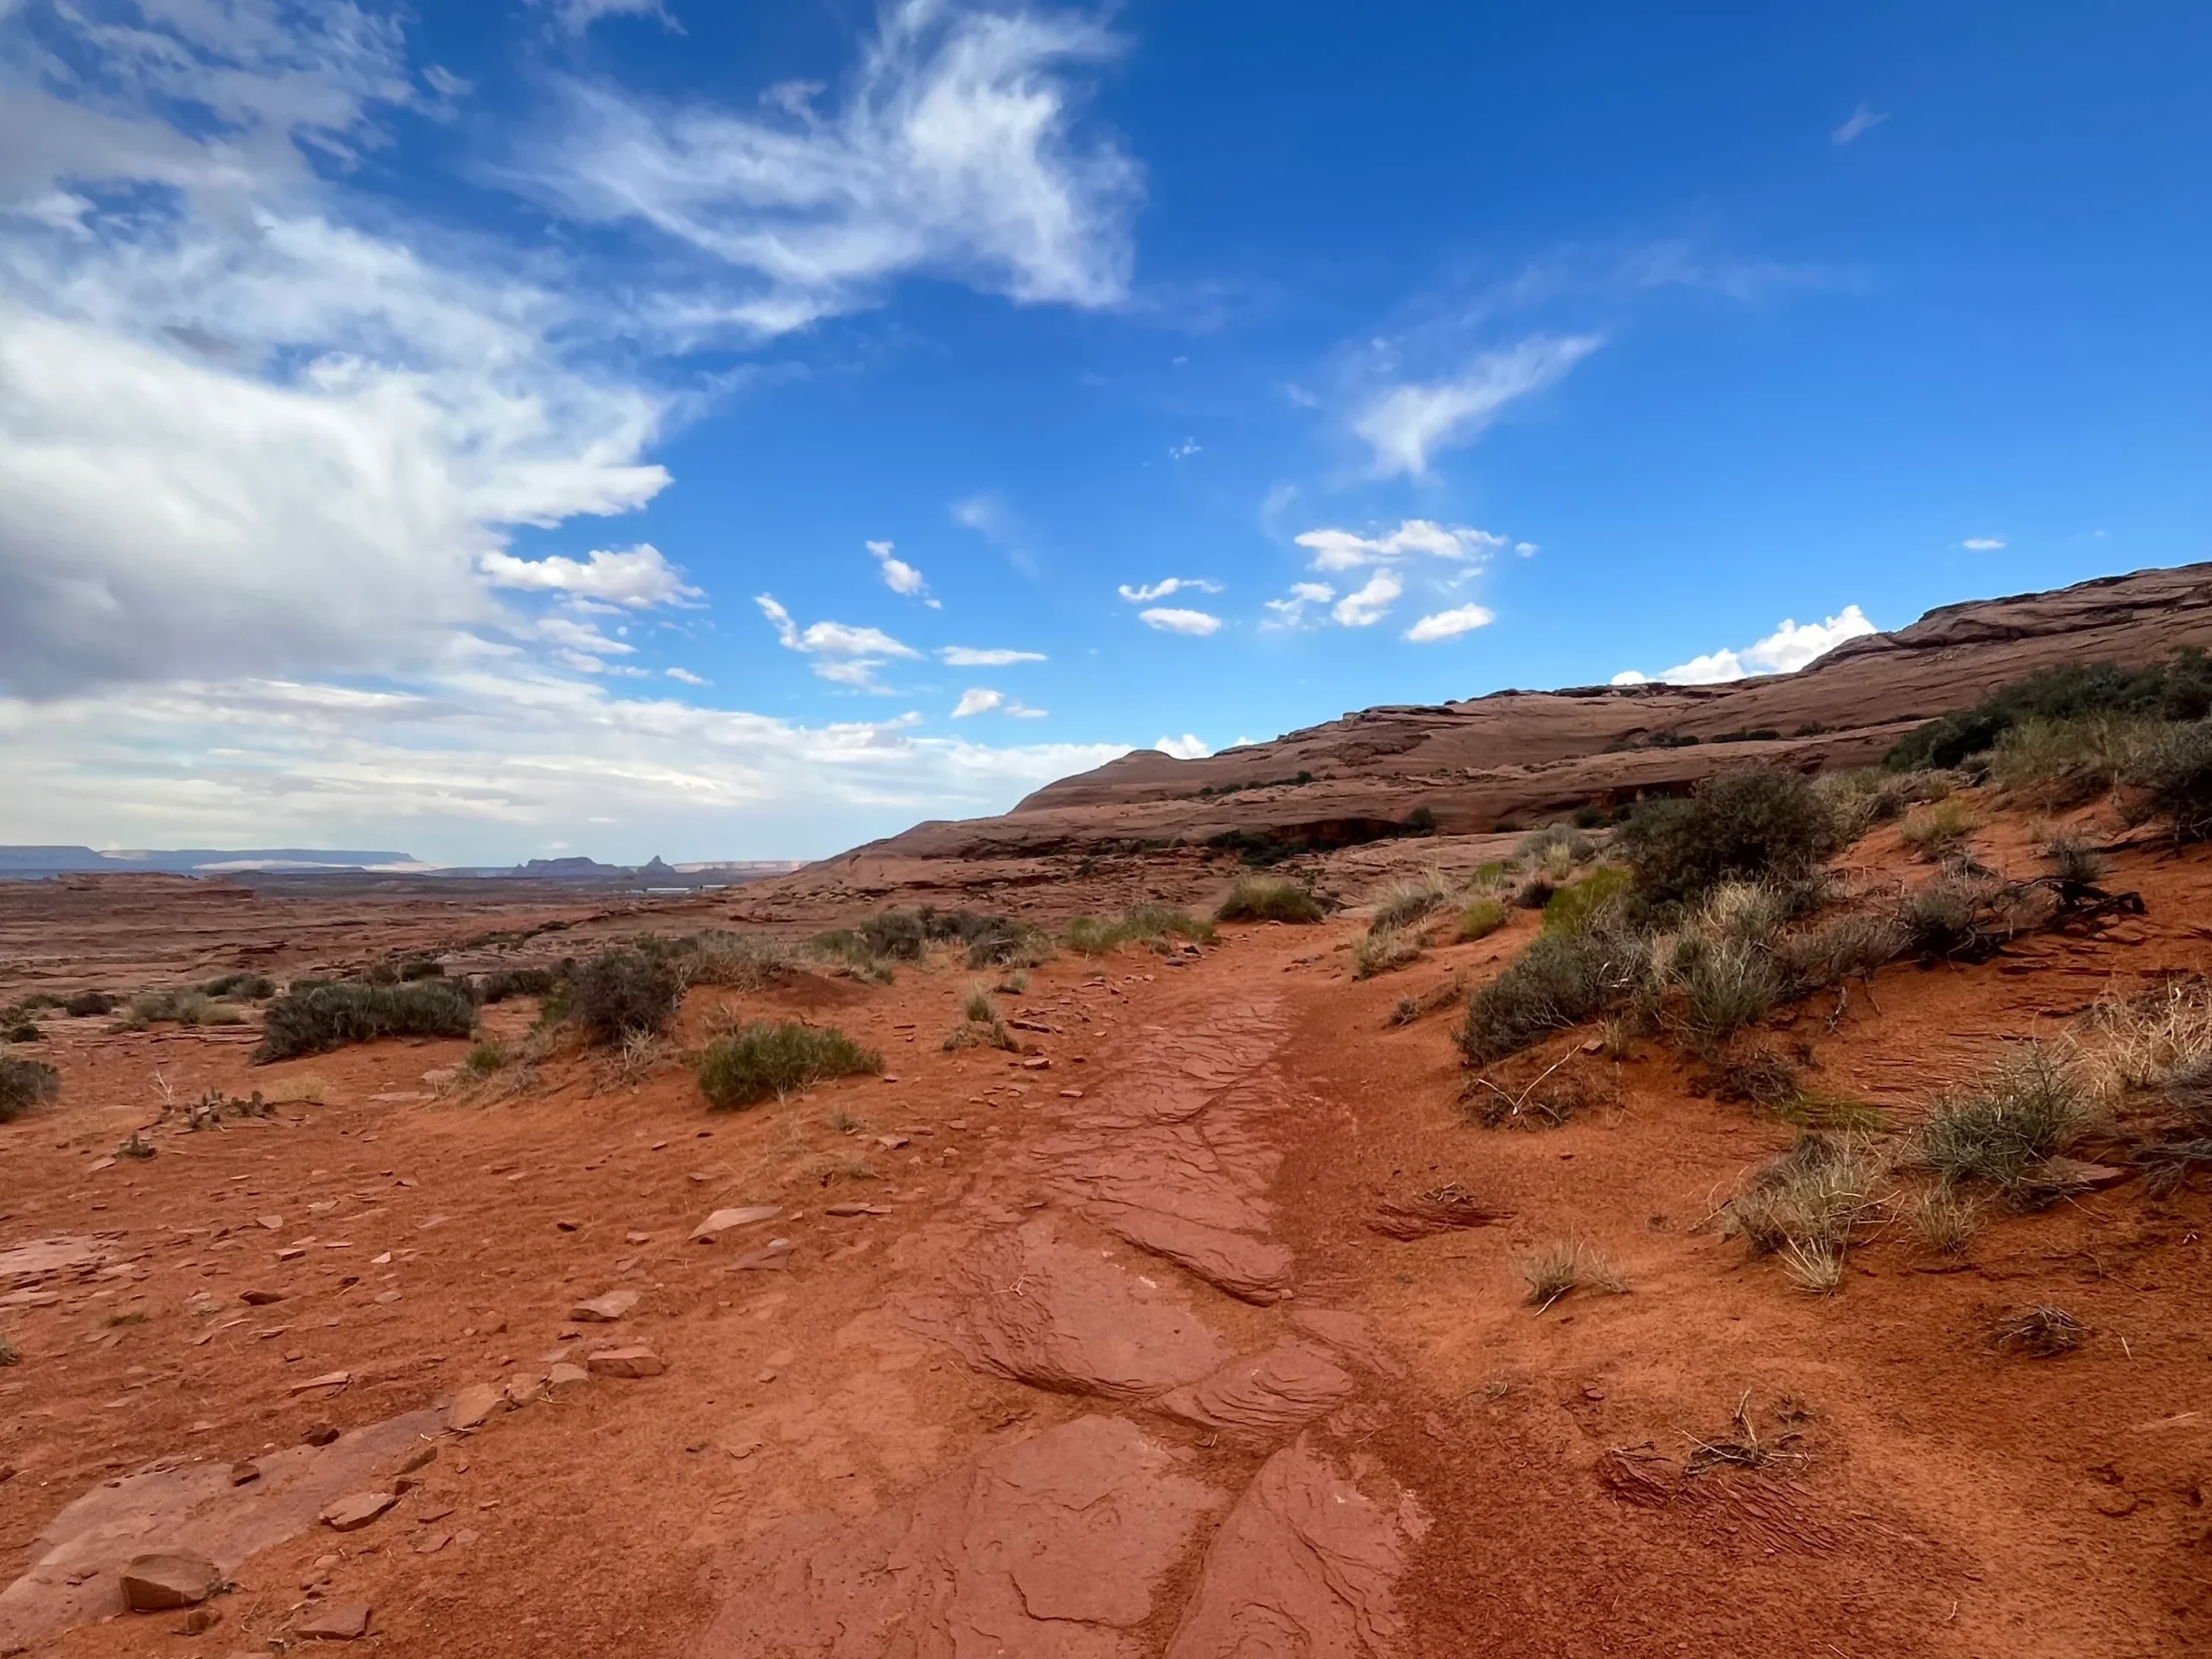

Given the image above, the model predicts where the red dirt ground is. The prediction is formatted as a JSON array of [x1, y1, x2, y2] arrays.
[[2, 801, 2209, 1656]]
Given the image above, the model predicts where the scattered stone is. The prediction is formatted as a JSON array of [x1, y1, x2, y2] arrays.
[[1020, 1057, 1052, 1070], [823, 1202, 890, 1217], [319, 1491, 397, 1532], [586, 1345, 666, 1379], [546, 1362, 589, 1388], [374, 1290, 402, 1306], [175, 1605, 222, 1635], [415, 1530, 450, 1555], [384, 1443, 438, 1478], [570, 1289, 639, 1322], [690, 1205, 780, 1243], [447, 1382, 505, 1432], [503, 1373, 543, 1408], [874, 1135, 910, 1150], [729, 1241, 793, 1272], [256, 1217, 283, 1231], [296, 1601, 372, 1641], [626, 1231, 651, 1245], [302, 1423, 340, 1447], [238, 1289, 283, 1306], [120, 1552, 222, 1611], [555, 1218, 582, 1232], [228, 1461, 261, 1486], [276, 1248, 308, 1262], [289, 1370, 352, 1395]]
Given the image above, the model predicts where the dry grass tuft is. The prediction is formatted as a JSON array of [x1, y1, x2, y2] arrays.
[[1516, 1238, 1626, 1310], [1352, 927, 1426, 980], [1916, 1044, 2086, 1194], [1990, 1305, 2084, 1357], [1721, 1133, 1884, 1274], [1907, 1184, 1980, 1255]]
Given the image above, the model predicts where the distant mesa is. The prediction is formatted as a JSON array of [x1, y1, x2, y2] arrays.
[[0, 846, 804, 887]]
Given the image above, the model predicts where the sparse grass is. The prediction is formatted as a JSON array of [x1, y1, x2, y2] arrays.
[[2042, 834, 2108, 888], [1455, 898, 1505, 943], [117, 1131, 155, 1160], [1722, 1133, 1883, 1272], [1456, 913, 1652, 1065], [255, 978, 476, 1062], [827, 1106, 859, 1134], [124, 989, 244, 1028], [1215, 874, 1325, 925], [809, 931, 899, 984], [0, 1337, 18, 1367], [1916, 1044, 2085, 1192], [1676, 939, 1783, 1048], [1908, 1184, 1980, 1255], [995, 969, 1030, 995], [1541, 865, 1630, 935], [1616, 766, 1844, 906], [1898, 798, 1978, 861], [1776, 1238, 1844, 1295], [1782, 910, 1906, 988], [1068, 904, 1220, 953], [1371, 873, 1451, 933], [1989, 715, 2150, 809], [1896, 868, 2004, 959], [1990, 1305, 2083, 1357], [1815, 766, 1954, 842], [199, 971, 275, 1001], [961, 981, 996, 1023], [1351, 927, 1425, 980], [261, 1072, 331, 1105], [697, 1020, 883, 1109], [2070, 978, 2212, 1109], [460, 1040, 509, 1080], [2120, 718, 2212, 842], [0, 1052, 61, 1122], [1516, 823, 1593, 868], [678, 931, 802, 990], [474, 965, 562, 1003], [614, 1029, 665, 1084], [1516, 1238, 1625, 1310], [570, 949, 681, 1046]]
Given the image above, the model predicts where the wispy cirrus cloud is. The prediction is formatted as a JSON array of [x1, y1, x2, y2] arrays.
[[940, 645, 1046, 666], [1117, 576, 1223, 603], [1832, 103, 1888, 145], [1961, 537, 2006, 551], [1351, 335, 1600, 478], [1293, 520, 1508, 572]]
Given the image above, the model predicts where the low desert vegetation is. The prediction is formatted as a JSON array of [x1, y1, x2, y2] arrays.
[[1897, 798, 1978, 861], [1516, 1238, 1626, 1310], [1990, 1304, 2084, 1357], [1914, 1043, 2086, 1199], [62, 989, 117, 1017], [569, 948, 682, 1046], [1215, 874, 1325, 925], [1720, 1132, 1883, 1294], [255, 978, 477, 1063], [121, 988, 245, 1029], [1541, 865, 1630, 935], [1068, 903, 1219, 953], [1885, 649, 2212, 772], [697, 1020, 882, 1109], [1371, 872, 1452, 932], [944, 980, 1019, 1052], [1813, 766, 1955, 842], [1615, 766, 1843, 907], [1454, 897, 1505, 943], [2120, 718, 2212, 842], [1351, 927, 1424, 980], [0, 1052, 61, 1122]]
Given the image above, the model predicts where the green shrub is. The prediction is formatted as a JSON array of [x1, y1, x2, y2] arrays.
[[1917, 1045, 2084, 1190], [2121, 719, 2212, 842], [697, 1021, 881, 1109], [1678, 939, 1783, 1047], [809, 930, 898, 983], [1988, 715, 2148, 808], [199, 972, 275, 1000], [1457, 914, 1653, 1065], [474, 965, 563, 1003], [0, 1052, 61, 1122], [1541, 866, 1630, 935], [1616, 767, 1842, 906], [569, 949, 681, 1045], [1216, 874, 1325, 925], [1897, 870, 2001, 959], [1886, 649, 2212, 772], [460, 1040, 510, 1079], [62, 990, 115, 1018], [1455, 898, 1505, 942], [255, 979, 477, 1063]]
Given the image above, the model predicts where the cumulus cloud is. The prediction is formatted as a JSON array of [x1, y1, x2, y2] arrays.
[[1611, 605, 1878, 686], [1404, 603, 1494, 642], [940, 645, 1046, 666], [1262, 582, 1335, 630], [483, 545, 701, 608], [1293, 520, 1507, 573], [1332, 571, 1402, 628], [1832, 104, 1888, 145], [756, 594, 920, 690], [952, 687, 1002, 716], [1351, 336, 1599, 478], [665, 666, 709, 685], [1140, 607, 1222, 636], [523, 0, 1141, 337], [1118, 577, 1223, 603], [1154, 733, 1210, 760], [867, 538, 939, 606], [1961, 537, 2005, 550]]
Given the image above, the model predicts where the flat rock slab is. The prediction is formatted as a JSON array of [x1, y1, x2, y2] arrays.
[[0, 1235, 113, 1290], [691, 1205, 780, 1242], [1164, 1438, 1416, 1658], [570, 1290, 639, 1322], [0, 1408, 440, 1653], [1157, 1340, 1357, 1434], [587, 1346, 665, 1379], [118, 1553, 220, 1611], [296, 1601, 372, 1640], [701, 1414, 1224, 1659], [318, 1491, 396, 1532], [909, 1217, 1226, 1400], [447, 1382, 505, 1432]]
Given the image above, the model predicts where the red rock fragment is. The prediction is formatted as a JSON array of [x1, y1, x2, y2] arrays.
[[119, 1553, 220, 1611], [296, 1601, 372, 1640], [569, 1290, 638, 1322], [586, 1345, 665, 1379], [318, 1491, 396, 1532]]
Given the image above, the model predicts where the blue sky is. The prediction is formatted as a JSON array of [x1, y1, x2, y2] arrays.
[[1, 2, 2206, 863]]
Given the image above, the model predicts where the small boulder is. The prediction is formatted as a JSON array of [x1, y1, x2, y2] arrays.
[[546, 1362, 589, 1388], [296, 1602, 372, 1641], [586, 1345, 666, 1379], [447, 1382, 505, 1433], [120, 1553, 222, 1611], [318, 1491, 396, 1532], [569, 1290, 639, 1323], [690, 1205, 779, 1243], [238, 1289, 283, 1306], [228, 1461, 261, 1487], [301, 1422, 339, 1447]]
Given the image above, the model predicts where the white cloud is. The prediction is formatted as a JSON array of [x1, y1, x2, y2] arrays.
[[535, 0, 675, 34], [866, 537, 939, 606], [1404, 603, 1495, 642], [483, 544, 701, 608], [1262, 581, 1335, 629], [756, 594, 921, 690], [1140, 607, 1222, 636], [1294, 520, 1507, 572], [1351, 335, 1600, 478], [1155, 733, 1210, 760], [940, 645, 1046, 666], [1833, 104, 1888, 145], [1332, 570, 1402, 628], [1611, 604, 1878, 685], [1168, 438, 1199, 459], [952, 687, 1002, 717], [1961, 537, 2005, 550], [1118, 576, 1224, 603], [665, 666, 709, 685], [524, 0, 1141, 337], [1005, 701, 1046, 718]]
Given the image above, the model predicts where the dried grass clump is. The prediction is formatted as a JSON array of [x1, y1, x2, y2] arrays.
[[1916, 1044, 2086, 1193], [1352, 927, 1425, 980], [1781, 910, 1906, 988], [678, 931, 803, 990], [1069, 904, 1220, 954], [1898, 798, 1978, 861], [1815, 766, 1953, 842], [2069, 978, 2212, 1109], [1215, 874, 1325, 925], [1676, 938, 1783, 1049], [1516, 1238, 1626, 1310], [1990, 1305, 2083, 1357], [2120, 719, 2212, 842], [1989, 715, 2150, 809], [809, 930, 900, 984], [1907, 1184, 1980, 1255], [697, 1021, 881, 1109], [1371, 872, 1451, 933], [124, 989, 245, 1028], [1721, 1133, 1883, 1274]]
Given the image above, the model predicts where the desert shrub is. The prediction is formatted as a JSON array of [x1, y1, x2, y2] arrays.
[[1516, 1239, 1624, 1309], [960, 982, 995, 1023], [255, 979, 477, 1063], [2041, 834, 2108, 889], [1722, 1132, 1882, 1268], [1616, 766, 1842, 906], [1067, 904, 1218, 956], [199, 972, 275, 1000], [2069, 979, 2212, 1108], [1887, 650, 2212, 772], [568, 949, 682, 1046], [1351, 928, 1424, 980], [61, 989, 116, 1018], [0, 1052, 61, 1122], [1781, 911, 1905, 988], [363, 956, 444, 985], [126, 989, 241, 1027], [1456, 912, 1653, 1065], [1896, 869, 2001, 958], [1516, 823, 1592, 867], [1815, 767, 1952, 841], [960, 917, 1053, 969], [1677, 939, 1783, 1047], [1216, 874, 1325, 925], [808, 930, 899, 983], [474, 965, 563, 1003], [855, 909, 931, 962], [697, 1020, 881, 1109], [2120, 719, 2212, 842], [1916, 1045, 2085, 1191], [1990, 1305, 2083, 1357], [460, 1039, 509, 1080], [1988, 715, 2149, 809], [1908, 1184, 1980, 1255], [1371, 873, 1450, 933], [1455, 898, 1505, 943], [1541, 865, 1630, 935], [1897, 798, 1977, 861], [1510, 875, 1556, 911]]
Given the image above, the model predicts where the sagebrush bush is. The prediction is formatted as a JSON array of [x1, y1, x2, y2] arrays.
[[697, 1020, 881, 1109], [858, 909, 931, 962], [1541, 866, 1630, 935], [1455, 898, 1505, 943], [1678, 939, 1783, 1047], [1781, 911, 1904, 988], [200, 971, 275, 1000], [0, 1052, 60, 1122], [1896, 870, 2003, 958], [1988, 715, 2149, 809], [2121, 719, 2212, 842], [2042, 834, 2108, 889], [1917, 1045, 2085, 1190], [1897, 798, 1977, 861], [1457, 912, 1652, 1064], [474, 965, 563, 1003], [1516, 823, 1593, 867], [125, 989, 241, 1027], [569, 948, 681, 1045], [1885, 650, 2212, 772], [1616, 766, 1842, 906], [62, 990, 115, 1018], [1215, 874, 1324, 925], [255, 979, 477, 1062]]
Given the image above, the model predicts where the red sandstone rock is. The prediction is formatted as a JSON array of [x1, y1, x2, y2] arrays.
[[1157, 1340, 1357, 1433], [118, 1553, 220, 1611], [587, 1345, 665, 1378]]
